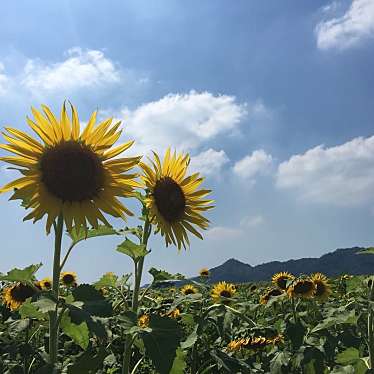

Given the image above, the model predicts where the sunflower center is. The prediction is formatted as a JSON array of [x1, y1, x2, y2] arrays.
[[315, 282, 325, 297], [184, 289, 195, 295], [220, 290, 232, 298], [294, 281, 313, 294], [40, 141, 105, 202], [10, 284, 36, 302], [277, 278, 288, 290], [268, 289, 283, 297], [62, 274, 75, 284], [153, 177, 186, 222]]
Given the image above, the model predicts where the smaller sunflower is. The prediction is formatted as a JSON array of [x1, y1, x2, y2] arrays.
[[166, 308, 181, 319], [3, 283, 38, 310], [199, 268, 210, 277], [259, 288, 283, 305], [138, 314, 150, 328], [266, 334, 284, 345], [311, 273, 331, 302], [60, 271, 77, 287], [287, 278, 316, 299], [227, 338, 250, 352], [34, 281, 43, 290], [249, 336, 268, 349], [250, 284, 257, 292], [181, 284, 198, 295], [272, 272, 295, 290], [211, 282, 236, 304], [40, 278, 52, 290]]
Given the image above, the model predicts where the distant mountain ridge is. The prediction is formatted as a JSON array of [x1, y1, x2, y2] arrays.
[[203, 247, 374, 283]]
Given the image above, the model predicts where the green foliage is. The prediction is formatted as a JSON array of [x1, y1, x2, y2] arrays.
[[148, 267, 185, 283], [116, 238, 149, 262], [0, 263, 42, 282], [68, 225, 119, 244], [60, 313, 90, 350]]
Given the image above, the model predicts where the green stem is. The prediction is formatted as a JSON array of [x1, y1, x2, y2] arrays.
[[49, 214, 64, 366], [122, 218, 151, 374], [59, 242, 76, 271], [291, 296, 298, 324], [368, 283, 374, 369]]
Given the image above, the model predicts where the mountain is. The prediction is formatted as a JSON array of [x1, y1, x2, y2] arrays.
[[204, 247, 374, 283]]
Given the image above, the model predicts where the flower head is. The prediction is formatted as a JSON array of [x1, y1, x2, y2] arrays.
[[199, 268, 210, 277], [287, 278, 316, 299], [3, 283, 38, 310], [140, 149, 213, 249], [211, 282, 236, 304], [272, 272, 295, 290], [0, 103, 141, 233], [181, 284, 198, 295], [138, 314, 150, 328], [60, 271, 77, 287], [259, 288, 283, 305], [311, 273, 331, 302]]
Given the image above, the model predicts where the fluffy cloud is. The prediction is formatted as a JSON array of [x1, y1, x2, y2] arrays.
[[233, 149, 273, 180], [276, 135, 374, 206], [21, 48, 120, 93], [205, 226, 243, 240], [316, 0, 374, 50], [119, 91, 247, 154], [190, 149, 229, 177], [0, 63, 9, 96]]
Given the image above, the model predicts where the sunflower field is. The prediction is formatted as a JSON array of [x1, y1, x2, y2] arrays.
[[0, 104, 373, 373]]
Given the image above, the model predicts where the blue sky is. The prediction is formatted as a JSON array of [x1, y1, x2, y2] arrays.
[[0, 0, 374, 283]]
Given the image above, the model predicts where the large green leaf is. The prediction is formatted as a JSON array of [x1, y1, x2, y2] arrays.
[[0, 263, 42, 282], [312, 309, 358, 333], [72, 284, 113, 317], [19, 298, 46, 320], [141, 315, 183, 374], [148, 267, 185, 283], [169, 348, 187, 374], [60, 313, 89, 350], [116, 238, 149, 262], [270, 351, 291, 374], [67, 348, 107, 374], [336, 347, 360, 365], [32, 297, 57, 313], [68, 225, 119, 244], [286, 320, 306, 350]]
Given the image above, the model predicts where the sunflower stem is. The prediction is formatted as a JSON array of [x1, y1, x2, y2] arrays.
[[291, 296, 298, 324], [122, 217, 151, 374], [49, 213, 64, 367], [368, 282, 374, 369]]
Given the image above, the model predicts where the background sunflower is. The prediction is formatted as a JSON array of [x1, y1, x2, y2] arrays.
[[140, 148, 213, 249]]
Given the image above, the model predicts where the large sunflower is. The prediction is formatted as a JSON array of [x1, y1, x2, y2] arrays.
[[311, 273, 331, 302], [3, 283, 38, 310], [140, 149, 213, 249], [272, 272, 295, 291], [211, 281, 236, 304], [287, 278, 316, 299], [0, 103, 141, 233]]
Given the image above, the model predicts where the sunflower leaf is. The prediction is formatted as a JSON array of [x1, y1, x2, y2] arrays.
[[19, 298, 46, 320], [116, 238, 149, 263], [141, 315, 183, 374], [32, 297, 57, 313], [94, 272, 118, 289], [148, 267, 185, 283], [0, 263, 42, 282], [169, 348, 187, 374], [67, 347, 107, 374], [68, 225, 119, 245], [60, 312, 89, 350]]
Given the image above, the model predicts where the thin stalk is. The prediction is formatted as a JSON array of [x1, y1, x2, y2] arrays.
[[122, 218, 151, 374], [59, 242, 76, 271], [291, 296, 298, 323], [49, 214, 64, 366]]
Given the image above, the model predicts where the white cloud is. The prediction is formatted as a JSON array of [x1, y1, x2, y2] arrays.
[[190, 148, 229, 177], [205, 226, 243, 240], [233, 149, 273, 180], [316, 0, 374, 50], [119, 91, 247, 154], [276, 135, 374, 206], [240, 215, 265, 228], [0, 63, 9, 96], [21, 48, 120, 93]]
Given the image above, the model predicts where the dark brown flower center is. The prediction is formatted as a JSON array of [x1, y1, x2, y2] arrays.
[[153, 177, 186, 222], [268, 289, 283, 297], [40, 141, 105, 202], [294, 281, 314, 295], [44, 281, 51, 289], [314, 282, 326, 297], [220, 290, 232, 298], [277, 277, 289, 290], [10, 284, 37, 302], [184, 288, 195, 295], [62, 274, 75, 284]]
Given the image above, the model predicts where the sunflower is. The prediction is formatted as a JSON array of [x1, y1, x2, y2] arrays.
[[272, 272, 295, 290], [311, 273, 331, 302], [0, 103, 141, 233], [40, 277, 52, 290], [140, 148, 213, 249], [199, 268, 210, 277], [287, 278, 316, 299], [211, 282, 236, 304], [181, 284, 198, 295], [3, 283, 38, 310], [166, 308, 181, 319], [227, 338, 250, 352], [60, 271, 77, 287], [259, 288, 284, 305], [138, 314, 150, 328]]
